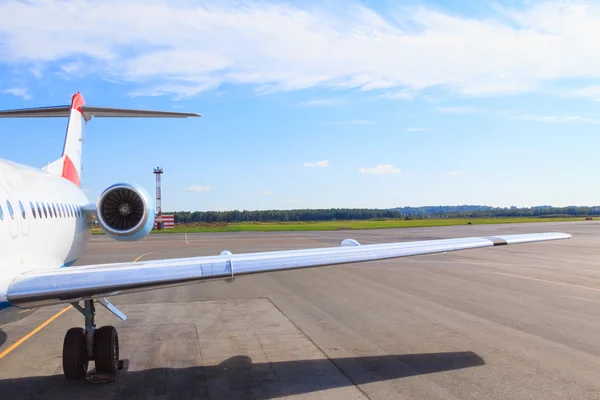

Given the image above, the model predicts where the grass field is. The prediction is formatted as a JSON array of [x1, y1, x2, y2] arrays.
[[92, 217, 589, 234]]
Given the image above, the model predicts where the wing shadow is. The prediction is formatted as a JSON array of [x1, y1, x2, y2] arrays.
[[0, 351, 484, 400]]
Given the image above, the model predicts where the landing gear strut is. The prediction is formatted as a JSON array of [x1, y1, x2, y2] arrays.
[[62, 299, 122, 382]]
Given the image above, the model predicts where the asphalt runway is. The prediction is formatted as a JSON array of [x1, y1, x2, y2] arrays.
[[2, 221, 600, 399]]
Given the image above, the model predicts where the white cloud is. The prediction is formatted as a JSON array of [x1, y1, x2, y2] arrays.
[[3, 88, 30, 100], [304, 160, 329, 168], [381, 90, 417, 100], [441, 171, 465, 177], [60, 62, 81, 74], [130, 80, 220, 99], [257, 190, 272, 195], [3, 1, 600, 98], [186, 185, 212, 192], [299, 98, 347, 107], [327, 120, 374, 125], [360, 164, 400, 174], [437, 106, 481, 114], [29, 65, 43, 79], [570, 85, 600, 102], [515, 115, 600, 124], [405, 128, 430, 132]]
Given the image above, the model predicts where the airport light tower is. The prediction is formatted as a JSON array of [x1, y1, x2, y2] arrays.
[[154, 167, 163, 217]]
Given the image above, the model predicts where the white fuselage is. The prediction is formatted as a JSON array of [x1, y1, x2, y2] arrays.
[[0, 159, 91, 308]]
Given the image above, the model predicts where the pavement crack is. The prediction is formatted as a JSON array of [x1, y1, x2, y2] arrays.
[[193, 323, 212, 400], [266, 297, 372, 400]]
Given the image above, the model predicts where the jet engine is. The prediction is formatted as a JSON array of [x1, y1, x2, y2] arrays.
[[96, 183, 155, 241]]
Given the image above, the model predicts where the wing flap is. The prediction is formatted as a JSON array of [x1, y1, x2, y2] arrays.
[[7, 232, 570, 308]]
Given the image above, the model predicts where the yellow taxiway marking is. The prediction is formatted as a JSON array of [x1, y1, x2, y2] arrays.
[[0, 305, 72, 359], [133, 252, 153, 262], [185, 233, 190, 245], [0, 252, 149, 359]]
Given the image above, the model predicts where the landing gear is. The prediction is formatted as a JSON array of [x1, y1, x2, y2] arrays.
[[94, 326, 119, 375], [62, 327, 88, 380], [62, 299, 123, 382]]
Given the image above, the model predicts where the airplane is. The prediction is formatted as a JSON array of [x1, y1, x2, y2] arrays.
[[0, 92, 571, 382]]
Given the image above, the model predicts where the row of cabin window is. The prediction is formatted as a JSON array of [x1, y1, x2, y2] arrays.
[[0, 200, 83, 221]]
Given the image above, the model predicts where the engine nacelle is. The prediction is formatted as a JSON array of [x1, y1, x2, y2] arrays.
[[96, 183, 155, 242]]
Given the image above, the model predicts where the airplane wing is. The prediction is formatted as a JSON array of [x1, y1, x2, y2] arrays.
[[7, 232, 570, 308]]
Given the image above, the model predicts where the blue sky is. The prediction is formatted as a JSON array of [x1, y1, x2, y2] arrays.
[[0, 0, 599, 211]]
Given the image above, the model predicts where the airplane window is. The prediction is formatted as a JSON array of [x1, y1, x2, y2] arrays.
[[0, 204, 3, 221], [6, 200, 14, 219], [52, 203, 57, 218], [68, 204, 73, 217], [75, 205, 80, 218], [19, 201, 26, 219], [70, 204, 74, 217], [47, 203, 53, 218], [37, 202, 43, 219], [42, 203, 48, 218], [60, 203, 65, 218], [29, 201, 36, 219]]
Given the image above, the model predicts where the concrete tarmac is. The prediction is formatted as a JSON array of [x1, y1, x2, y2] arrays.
[[1, 222, 600, 399]]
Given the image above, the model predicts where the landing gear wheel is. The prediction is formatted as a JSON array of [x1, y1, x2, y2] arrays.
[[62, 327, 89, 380], [94, 325, 119, 375]]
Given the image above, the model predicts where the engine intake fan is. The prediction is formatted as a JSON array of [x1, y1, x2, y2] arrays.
[[96, 183, 155, 241]]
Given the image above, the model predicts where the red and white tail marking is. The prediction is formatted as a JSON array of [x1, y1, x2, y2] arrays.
[[61, 93, 85, 186], [45, 93, 85, 186]]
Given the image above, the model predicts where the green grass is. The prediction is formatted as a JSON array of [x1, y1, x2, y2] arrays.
[[92, 217, 588, 235]]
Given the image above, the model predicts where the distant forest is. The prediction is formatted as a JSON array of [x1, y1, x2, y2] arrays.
[[168, 205, 600, 224]]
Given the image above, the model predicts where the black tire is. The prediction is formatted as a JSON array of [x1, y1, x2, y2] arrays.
[[62, 327, 88, 380], [94, 325, 119, 374]]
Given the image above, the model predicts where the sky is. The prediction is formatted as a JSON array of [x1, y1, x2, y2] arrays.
[[0, 0, 599, 211]]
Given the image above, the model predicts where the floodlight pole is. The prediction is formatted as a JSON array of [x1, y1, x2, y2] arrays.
[[153, 167, 163, 219]]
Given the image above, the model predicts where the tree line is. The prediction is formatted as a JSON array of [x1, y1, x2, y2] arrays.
[[169, 209, 403, 223], [167, 205, 600, 224]]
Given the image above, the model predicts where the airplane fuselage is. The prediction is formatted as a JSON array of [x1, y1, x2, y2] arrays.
[[0, 158, 91, 311]]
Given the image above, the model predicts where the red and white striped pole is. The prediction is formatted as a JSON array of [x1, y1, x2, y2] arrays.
[[153, 167, 163, 229]]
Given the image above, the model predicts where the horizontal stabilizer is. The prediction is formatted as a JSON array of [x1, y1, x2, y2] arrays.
[[0, 105, 201, 121]]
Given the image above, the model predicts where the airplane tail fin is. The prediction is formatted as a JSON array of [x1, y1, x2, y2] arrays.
[[0, 92, 201, 187], [43, 93, 86, 186]]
